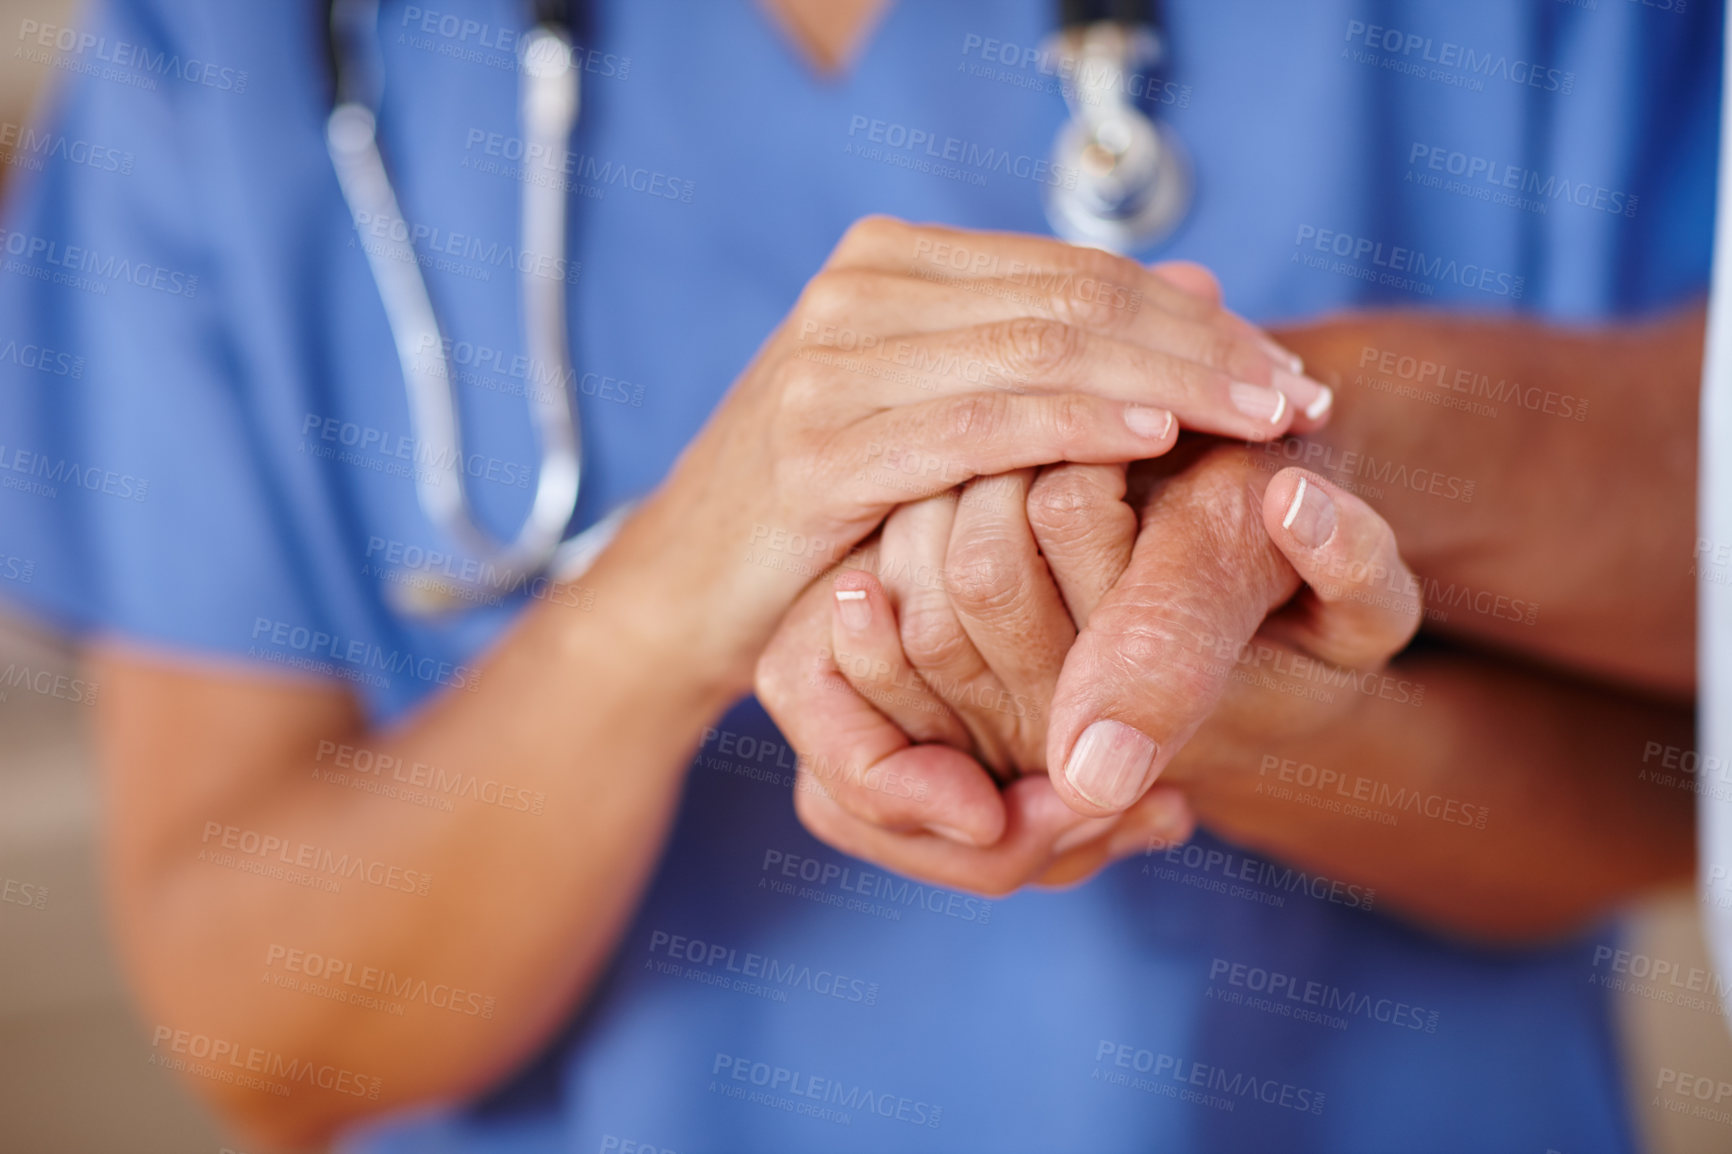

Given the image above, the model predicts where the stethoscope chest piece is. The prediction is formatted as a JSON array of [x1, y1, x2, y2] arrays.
[[1043, 19, 1191, 254]]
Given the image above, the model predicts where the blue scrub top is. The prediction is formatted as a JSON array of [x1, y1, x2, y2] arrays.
[[0, 1, 1719, 1151]]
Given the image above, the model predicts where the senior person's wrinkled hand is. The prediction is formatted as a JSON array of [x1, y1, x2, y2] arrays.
[[755, 442, 1422, 895]]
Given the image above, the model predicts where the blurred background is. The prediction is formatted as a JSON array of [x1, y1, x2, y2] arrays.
[[0, 2, 1726, 1152]]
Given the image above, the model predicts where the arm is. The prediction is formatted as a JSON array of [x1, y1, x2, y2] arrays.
[[761, 444, 1693, 942], [1162, 642, 1695, 943], [108, 219, 1312, 1145], [1275, 304, 1704, 697], [1040, 444, 1695, 942], [100, 527, 739, 1147]]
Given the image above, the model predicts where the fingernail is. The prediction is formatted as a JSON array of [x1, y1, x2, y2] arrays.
[[834, 588, 871, 631], [1281, 477, 1338, 549], [1063, 720, 1159, 811], [1123, 404, 1174, 440], [1256, 335, 1304, 375], [924, 821, 985, 847], [1271, 367, 1333, 421], [1052, 817, 1116, 856], [1229, 381, 1288, 426]]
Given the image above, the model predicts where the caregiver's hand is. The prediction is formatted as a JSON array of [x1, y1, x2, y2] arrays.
[[625, 216, 1331, 692], [756, 443, 1419, 895]]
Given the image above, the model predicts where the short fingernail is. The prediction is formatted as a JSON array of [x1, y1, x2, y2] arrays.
[[1271, 367, 1334, 421], [1229, 381, 1288, 426], [1123, 404, 1174, 440], [924, 821, 985, 847], [1063, 720, 1159, 812], [834, 588, 871, 631], [1256, 334, 1304, 375], [1281, 476, 1338, 549]]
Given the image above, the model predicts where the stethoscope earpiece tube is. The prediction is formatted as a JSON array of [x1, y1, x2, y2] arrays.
[[326, 6, 585, 618]]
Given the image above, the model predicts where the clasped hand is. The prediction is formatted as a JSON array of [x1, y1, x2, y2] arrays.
[[755, 253, 1421, 897]]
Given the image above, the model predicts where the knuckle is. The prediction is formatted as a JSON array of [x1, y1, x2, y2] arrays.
[[831, 214, 903, 262], [1028, 467, 1106, 543], [1000, 317, 1082, 378], [900, 599, 973, 671], [798, 269, 866, 325], [1198, 324, 1241, 371], [945, 534, 1029, 617], [1092, 583, 1230, 690], [775, 354, 830, 410], [1047, 283, 1119, 333], [942, 391, 1011, 445], [1046, 393, 1093, 447], [752, 646, 794, 714], [1068, 244, 1139, 288]]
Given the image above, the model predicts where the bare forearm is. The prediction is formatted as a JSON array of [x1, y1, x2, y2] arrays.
[[101, 522, 742, 1144], [1171, 650, 1694, 944], [1273, 305, 1703, 696]]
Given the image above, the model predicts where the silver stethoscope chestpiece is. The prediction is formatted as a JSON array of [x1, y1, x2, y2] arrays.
[[1043, 21, 1191, 254]]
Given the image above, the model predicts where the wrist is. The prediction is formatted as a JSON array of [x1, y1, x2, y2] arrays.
[[583, 491, 768, 706]]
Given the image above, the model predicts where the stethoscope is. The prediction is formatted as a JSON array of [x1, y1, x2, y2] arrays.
[[325, 0, 1189, 618]]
